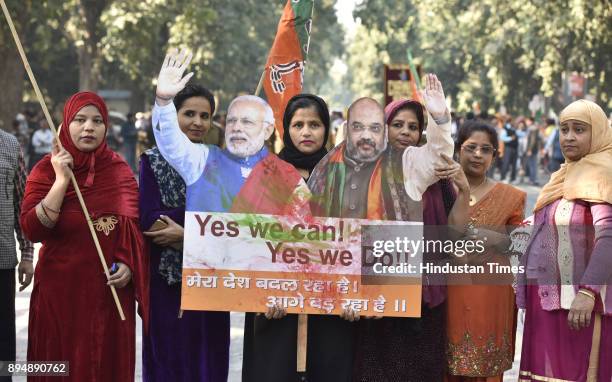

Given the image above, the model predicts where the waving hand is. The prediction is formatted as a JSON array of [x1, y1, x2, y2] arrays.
[[156, 48, 194, 103], [421, 73, 448, 120]]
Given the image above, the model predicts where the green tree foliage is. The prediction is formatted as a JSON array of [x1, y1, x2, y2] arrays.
[[0, 0, 46, 130], [350, 0, 611, 113], [0, 0, 344, 129]]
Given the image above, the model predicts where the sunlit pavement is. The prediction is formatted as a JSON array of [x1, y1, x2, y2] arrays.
[[14, 180, 543, 381]]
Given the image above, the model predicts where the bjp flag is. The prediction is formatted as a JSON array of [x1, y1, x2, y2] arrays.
[[262, 0, 314, 137]]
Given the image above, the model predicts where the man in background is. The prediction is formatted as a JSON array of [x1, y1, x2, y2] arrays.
[[121, 113, 138, 171], [0, 129, 34, 377], [28, 119, 53, 172]]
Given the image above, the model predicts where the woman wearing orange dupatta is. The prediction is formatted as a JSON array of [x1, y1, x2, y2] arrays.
[[446, 121, 525, 382]]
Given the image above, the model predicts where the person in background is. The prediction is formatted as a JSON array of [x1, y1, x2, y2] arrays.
[[544, 120, 564, 173], [515, 118, 529, 183], [0, 128, 34, 378], [330, 110, 345, 146], [492, 115, 505, 179], [28, 119, 54, 172], [14, 114, 30, 161], [106, 118, 123, 153], [204, 113, 225, 147], [500, 116, 519, 183], [525, 117, 542, 186], [11, 119, 29, 161], [121, 113, 138, 172], [451, 111, 459, 139], [543, 117, 556, 138]]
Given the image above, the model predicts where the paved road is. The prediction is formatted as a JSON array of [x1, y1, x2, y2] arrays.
[[13, 180, 543, 381]]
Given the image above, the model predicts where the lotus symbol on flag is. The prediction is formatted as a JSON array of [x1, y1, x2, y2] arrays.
[[269, 61, 304, 94]]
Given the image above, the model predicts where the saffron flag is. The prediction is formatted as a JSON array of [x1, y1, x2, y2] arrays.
[[263, 0, 314, 137]]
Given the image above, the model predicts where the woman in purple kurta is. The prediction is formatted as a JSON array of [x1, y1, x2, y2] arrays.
[[517, 100, 612, 382], [140, 84, 229, 382]]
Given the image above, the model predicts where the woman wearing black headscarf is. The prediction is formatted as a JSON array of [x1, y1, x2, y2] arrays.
[[278, 94, 330, 180], [242, 94, 331, 382]]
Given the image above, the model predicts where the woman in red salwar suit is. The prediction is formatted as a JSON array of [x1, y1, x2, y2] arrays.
[[20, 92, 148, 382]]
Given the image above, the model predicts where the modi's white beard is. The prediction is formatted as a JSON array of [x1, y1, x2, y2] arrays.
[[226, 129, 267, 158]]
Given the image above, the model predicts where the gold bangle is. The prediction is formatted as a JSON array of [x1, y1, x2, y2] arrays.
[[578, 289, 596, 301]]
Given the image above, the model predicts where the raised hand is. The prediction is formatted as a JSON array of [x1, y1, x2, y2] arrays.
[[420, 74, 448, 119], [156, 48, 194, 103]]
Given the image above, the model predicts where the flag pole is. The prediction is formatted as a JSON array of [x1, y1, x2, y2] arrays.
[[296, 3, 316, 377], [1, 0, 125, 320], [297, 313, 308, 374], [406, 48, 421, 90], [254, 70, 265, 97]]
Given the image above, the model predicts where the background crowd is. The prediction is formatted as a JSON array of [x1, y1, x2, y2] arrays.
[[9, 105, 586, 187]]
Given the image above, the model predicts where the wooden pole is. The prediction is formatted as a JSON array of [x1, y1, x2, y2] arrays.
[[1, 0, 125, 320], [254, 70, 265, 97], [296, 4, 316, 375], [297, 314, 308, 373], [586, 313, 602, 382]]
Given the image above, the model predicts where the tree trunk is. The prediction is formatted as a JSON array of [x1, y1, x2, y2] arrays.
[[0, 44, 25, 132], [0, 3, 27, 132], [76, 0, 109, 91], [78, 45, 98, 91]]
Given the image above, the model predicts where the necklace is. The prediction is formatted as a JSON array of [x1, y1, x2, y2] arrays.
[[469, 177, 488, 206]]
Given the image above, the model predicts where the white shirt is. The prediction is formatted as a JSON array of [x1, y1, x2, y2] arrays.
[[31, 129, 54, 155], [402, 113, 454, 201], [152, 102, 209, 186]]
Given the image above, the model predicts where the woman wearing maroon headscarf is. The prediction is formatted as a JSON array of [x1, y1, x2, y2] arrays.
[[20, 92, 148, 381]]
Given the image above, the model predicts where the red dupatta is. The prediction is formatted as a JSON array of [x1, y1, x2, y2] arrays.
[[22, 91, 148, 327]]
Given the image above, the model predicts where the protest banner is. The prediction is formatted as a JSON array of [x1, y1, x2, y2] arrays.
[[180, 212, 424, 317]]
